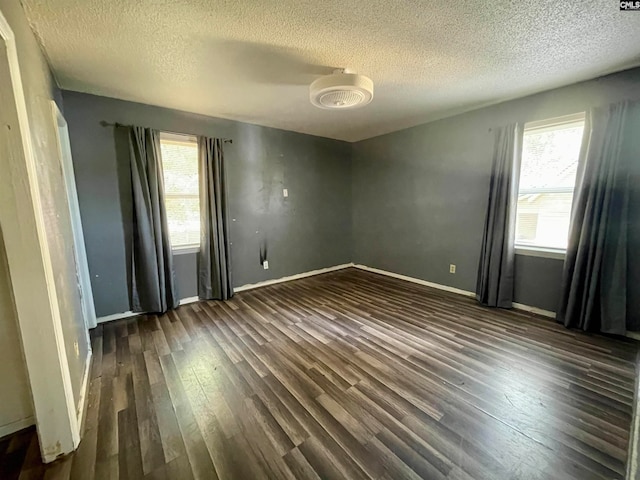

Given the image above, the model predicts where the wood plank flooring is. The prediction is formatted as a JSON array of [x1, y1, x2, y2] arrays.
[[2, 267, 638, 479]]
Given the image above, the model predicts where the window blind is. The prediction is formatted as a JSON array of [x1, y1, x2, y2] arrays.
[[160, 135, 200, 248]]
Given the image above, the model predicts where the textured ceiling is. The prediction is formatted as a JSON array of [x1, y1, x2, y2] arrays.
[[22, 0, 640, 142]]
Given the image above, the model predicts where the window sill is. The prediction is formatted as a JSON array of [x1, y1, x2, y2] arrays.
[[172, 245, 199, 255], [515, 246, 565, 260]]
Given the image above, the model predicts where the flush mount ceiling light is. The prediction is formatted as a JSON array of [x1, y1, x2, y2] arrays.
[[310, 69, 374, 110]]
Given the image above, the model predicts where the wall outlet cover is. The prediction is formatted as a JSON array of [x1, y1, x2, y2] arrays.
[[449, 264, 456, 274], [263, 260, 269, 270], [283, 189, 289, 197]]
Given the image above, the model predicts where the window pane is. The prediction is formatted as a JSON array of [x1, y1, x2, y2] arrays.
[[164, 197, 200, 247], [516, 192, 573, 249], [516, 117, 584, 250], [160, 136, 200, 248], [519, 124, 584, 191], [161, 141, 199, 196]]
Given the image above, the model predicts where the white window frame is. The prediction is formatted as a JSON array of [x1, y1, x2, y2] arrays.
[[159, 132, 200, 254], [172, 245, 200, 255], [514, 112, 586, 259]]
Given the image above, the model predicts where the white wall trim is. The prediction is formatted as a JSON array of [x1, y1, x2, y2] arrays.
[[512, 302, 556, 319], [98, 264, 354, 324], [97, 295, 200, 324], [353, 264, 476, 298], [76, 351, 92, 431], [98, 264, 557, 323], [234, 263, 354, 293], [354, 264, 557, 318], [97, 310, 140, 324], [0, 10, 79, 462], [179, 296, 199, 306], [0, 416, 35, 439]]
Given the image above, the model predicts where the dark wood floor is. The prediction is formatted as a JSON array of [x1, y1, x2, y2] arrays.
[[2, 268, 638, 479]]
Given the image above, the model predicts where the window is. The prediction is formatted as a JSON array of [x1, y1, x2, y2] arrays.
[[515, 113, 585, 252], [160, 133, 200, 251]]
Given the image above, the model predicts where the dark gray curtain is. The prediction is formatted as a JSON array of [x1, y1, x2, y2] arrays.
[[476, 124, 521, 308], [558, 101, 636, 334], [129, 127, 179, 313], [198, 137, 233, 300]]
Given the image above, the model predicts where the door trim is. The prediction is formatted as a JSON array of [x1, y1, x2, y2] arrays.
[[50, 101, 97, 330], [0, 9, 80, 462]]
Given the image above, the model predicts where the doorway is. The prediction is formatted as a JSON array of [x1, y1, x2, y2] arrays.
[[0, 11, 81, 462]]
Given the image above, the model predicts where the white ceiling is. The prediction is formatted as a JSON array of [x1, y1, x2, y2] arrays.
[[22, 0, 640, 142]]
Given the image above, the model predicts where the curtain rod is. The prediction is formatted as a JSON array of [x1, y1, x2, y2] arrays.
[[99, 121, 233, 144]]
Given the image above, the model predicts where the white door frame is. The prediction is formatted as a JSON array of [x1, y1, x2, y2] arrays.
[[0, 10, 80, 462], [51, 101, 97, 330]]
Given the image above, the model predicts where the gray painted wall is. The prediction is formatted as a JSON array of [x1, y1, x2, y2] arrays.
[[62, 91, 352, 317], [65, 67, 640, 321], [352, 68, 640, 317]]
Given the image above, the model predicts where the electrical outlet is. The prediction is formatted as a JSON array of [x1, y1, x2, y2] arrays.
[[263, 260, 269, 270], [449, 264, 456, 274], [283, 188, 288, 198]]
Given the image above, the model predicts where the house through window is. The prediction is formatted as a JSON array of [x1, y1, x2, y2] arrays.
[[515, 113, 586, 251], [159, 133, 200, 250]]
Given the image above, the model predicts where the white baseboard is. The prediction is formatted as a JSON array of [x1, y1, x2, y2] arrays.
[[97, 263, 556, 323], [234, 263, 354, 293], [354, 264, 476, 298], [76, 350, 92, 431], [179, 296, 199, 306], [97, 297, 198, 324], [512, 302, 556, 319], [97, 264, 354, 324], [354, 264, 557, 318], [97, 310, 140, 324], [0, 416, 35, 439]]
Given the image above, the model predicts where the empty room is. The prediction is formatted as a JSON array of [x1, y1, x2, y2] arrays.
[[1, 0, 640, 479]]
